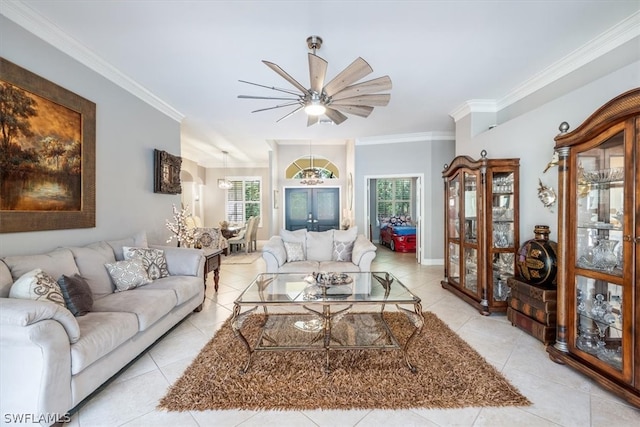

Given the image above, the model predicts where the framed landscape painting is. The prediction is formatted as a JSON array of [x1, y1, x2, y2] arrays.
[[0, 58, 96, 232]]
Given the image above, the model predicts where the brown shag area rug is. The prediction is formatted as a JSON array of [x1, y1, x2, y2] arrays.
[[158, 312, 530, 411]]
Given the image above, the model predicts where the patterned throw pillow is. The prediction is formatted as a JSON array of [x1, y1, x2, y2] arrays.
[[123, 247, 169, 280], [9, 268, 66, 308], [333, 241, 355, 262], [284, 241, 305, 262], [57, 274, 94, 316], [104, 258, 152, 292]]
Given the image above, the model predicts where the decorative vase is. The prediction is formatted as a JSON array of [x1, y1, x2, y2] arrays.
[[592, 239, 619, 272], [516, 225, 558, 287]]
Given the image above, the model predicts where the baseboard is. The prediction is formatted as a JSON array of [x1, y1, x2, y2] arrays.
[[421, 258, 444, 265]]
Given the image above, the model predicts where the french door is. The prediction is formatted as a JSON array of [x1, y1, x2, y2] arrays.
[[285, 188, 340, 231]]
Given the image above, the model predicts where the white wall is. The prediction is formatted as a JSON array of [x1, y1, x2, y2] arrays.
[[0, 16, 182, 256], [455, 60, 640, 243]]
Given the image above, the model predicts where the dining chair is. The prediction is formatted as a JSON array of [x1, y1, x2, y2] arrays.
[[227, 216, 255, 253], [249, 216, 260, 252]]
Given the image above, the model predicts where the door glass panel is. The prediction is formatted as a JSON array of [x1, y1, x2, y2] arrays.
[[448, 177, 460, 239], [448, 242, 460, 283], [576, 275, 623, 371], [464, 247, 478, 294], [575, 132, 624, 275], [463, 173, 477, 243], [316, 191, 337, 220], [289, 192, 309, 221]]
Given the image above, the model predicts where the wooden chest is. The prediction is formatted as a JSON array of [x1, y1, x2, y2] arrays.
[[506, 277, 557, 345]]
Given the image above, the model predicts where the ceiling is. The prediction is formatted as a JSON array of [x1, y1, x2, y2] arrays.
[[4, 1, 640, 168]]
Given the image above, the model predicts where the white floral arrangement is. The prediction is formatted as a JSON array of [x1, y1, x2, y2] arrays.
[[166, 204, 197, 247]]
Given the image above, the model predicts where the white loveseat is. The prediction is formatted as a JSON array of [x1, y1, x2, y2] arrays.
[[0, 232, 204, 423], [262, 228, 377, 273]]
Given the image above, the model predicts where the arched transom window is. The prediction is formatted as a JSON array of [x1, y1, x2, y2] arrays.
[[286, 156, 339, 179]]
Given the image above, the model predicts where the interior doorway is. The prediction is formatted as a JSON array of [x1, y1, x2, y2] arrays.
[[365, 175, 423, 263], [284, 188, 340, 231]]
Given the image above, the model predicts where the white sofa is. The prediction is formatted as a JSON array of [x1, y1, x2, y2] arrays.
[[0, 232, 204, 423], [262, 228, 377, 273]]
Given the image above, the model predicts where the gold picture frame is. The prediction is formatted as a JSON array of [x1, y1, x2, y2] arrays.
[[0, 58, 96, 233]]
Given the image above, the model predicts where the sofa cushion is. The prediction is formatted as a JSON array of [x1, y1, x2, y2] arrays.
[[71, 311, 139, 375], [284, 241, 305, 262], [57, 274, 94, 316], [91, 288, 177, 331], [0, 261, 12, 298], [2, 248, 80, 283], [306, 230, 334, 262], [142, 275, 201, 306], [334, 226, 358, 243], [9, 269, 66, 308], [333, 240, 354, 262], [105, 258, 152, 292], [278, 260, 320, 273], [69, 243, 117, 298], [123, 247, 170, 280], [318, 261, 361, 273], [107, 231, 148, 261]]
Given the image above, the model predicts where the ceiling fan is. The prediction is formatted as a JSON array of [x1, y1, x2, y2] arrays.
[[238, 36, 392, 126]]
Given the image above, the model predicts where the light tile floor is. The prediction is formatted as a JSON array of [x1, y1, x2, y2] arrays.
[[71, 245, 640, 426]]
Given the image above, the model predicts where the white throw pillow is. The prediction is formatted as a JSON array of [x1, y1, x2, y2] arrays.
[[104, 258, 152, 292], [280, 228, 307, 258], [284, 241, 305, 262], [123, 246, 170, 280], [9, 268, 66, 308]]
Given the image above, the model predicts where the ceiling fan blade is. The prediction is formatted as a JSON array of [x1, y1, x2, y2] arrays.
[[276, 105, 304, 122], [250, 101, 302, 113], [330, 104, 374, 118], [324, 107, 348, 125], [239, 79, 303, 97], [323, 57, 373, 97], [331, 94, 390, 107], [308, 53, 328, 94], [307, 115, 319, 127], [238, 95, 300, 101], [330, 76, 392, 100], [262, 61, 309, 94]]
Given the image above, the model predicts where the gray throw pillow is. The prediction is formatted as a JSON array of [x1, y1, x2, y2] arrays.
[[57, 274, 94, 316], [333, 241, 354, 262], [284, 241, 305, 262]]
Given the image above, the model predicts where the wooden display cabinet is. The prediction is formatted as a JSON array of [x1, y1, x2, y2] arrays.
[[441, 151, 520, 315], [547, 88, 640, 407]]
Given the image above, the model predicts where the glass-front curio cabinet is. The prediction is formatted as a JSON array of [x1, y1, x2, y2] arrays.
[[547, 88, 640, 407], [442, 151, 520, 315]]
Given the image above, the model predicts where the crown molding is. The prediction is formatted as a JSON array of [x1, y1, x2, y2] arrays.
[[356, 131, 455, 146], [498, 10, 640, 110], [449, 100, 497, 122], [450, 11, 640, 122], [1, 0, 185, 122]]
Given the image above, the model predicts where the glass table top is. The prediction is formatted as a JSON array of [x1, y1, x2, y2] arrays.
[[235, 272, 419, 305]]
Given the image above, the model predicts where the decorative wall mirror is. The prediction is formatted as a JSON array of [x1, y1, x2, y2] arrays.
[[154, 149, 182, 194]]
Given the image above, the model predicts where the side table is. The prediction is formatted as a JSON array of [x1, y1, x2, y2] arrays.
[[197, 248, 223, 312]]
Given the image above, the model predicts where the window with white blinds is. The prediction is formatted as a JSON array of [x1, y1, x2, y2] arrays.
[[225, 177, 261, 225], [376, 178, 412, 217]]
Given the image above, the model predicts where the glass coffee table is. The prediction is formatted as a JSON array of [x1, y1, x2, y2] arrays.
[[231, 272, 423, 373]]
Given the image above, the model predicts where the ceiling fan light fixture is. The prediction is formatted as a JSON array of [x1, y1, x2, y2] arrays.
[[304, 101, 326, 116], [304, 93, 326, 116]]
